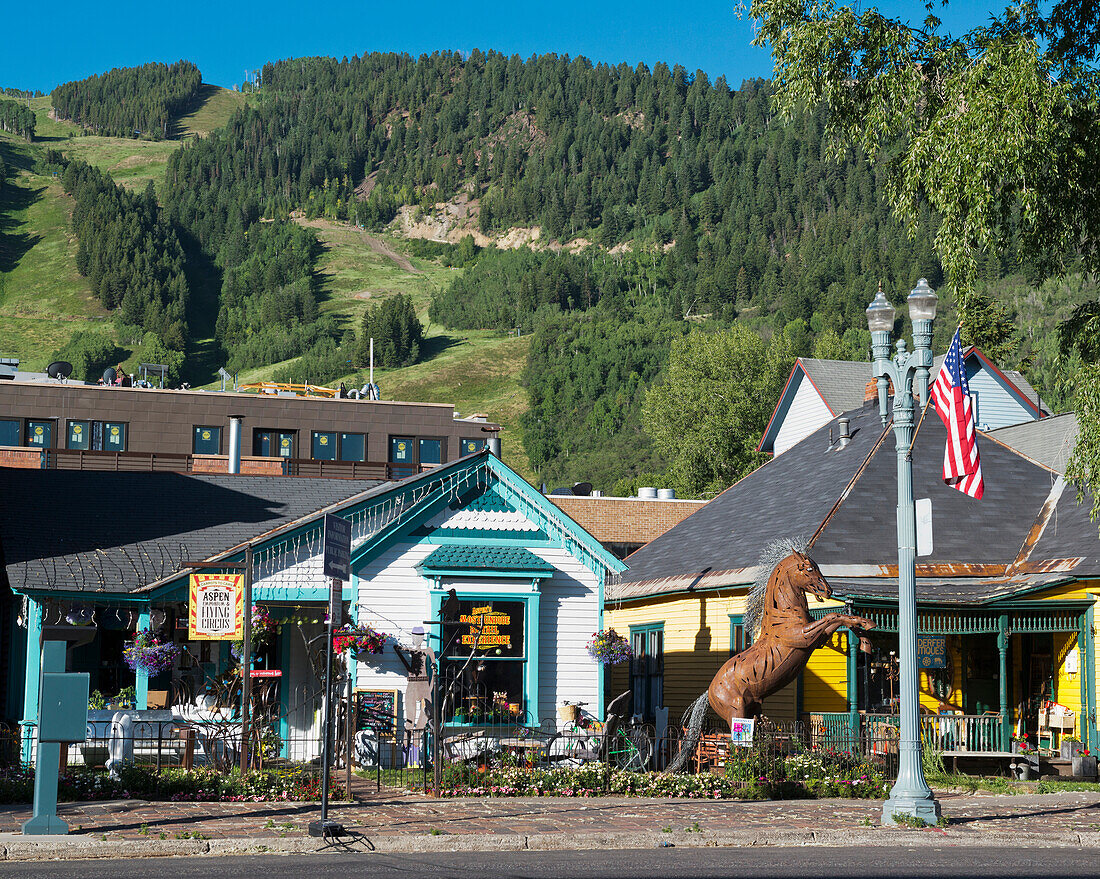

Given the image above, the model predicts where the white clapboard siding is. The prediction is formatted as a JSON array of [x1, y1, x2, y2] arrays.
[[774, 375, 834, 456], [533, 547, 601, 729], [284, 621, 325, 760]]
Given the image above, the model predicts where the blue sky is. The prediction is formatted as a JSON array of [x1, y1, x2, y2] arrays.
[[3, 1, 1004, 93]]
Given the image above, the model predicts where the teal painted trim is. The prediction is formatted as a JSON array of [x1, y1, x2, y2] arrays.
[[16, 591, 154, 605], [135, 609, 151, 710], [526, 590, 540, 727], [628, 622, 664, 721], [423, 530, 553, 544], [1086, 607, 1097, 750], [20, 598, 42, 762], [352, 491, 467, 569], [998, 613, 1010, 751], [729, 614, 746, 656], [597, 572, 605, 722], [278, 624, 290, 758], [482, 455, 626, 576], [419, 567, 551, 579], [7, 602, 27, 721], [847, 628, 859, 735]]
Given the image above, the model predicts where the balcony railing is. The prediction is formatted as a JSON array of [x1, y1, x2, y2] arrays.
[[809, 712, 1006, 753], [5, 446, 427, 481]]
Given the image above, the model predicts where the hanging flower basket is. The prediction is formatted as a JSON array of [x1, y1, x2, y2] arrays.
[[586, 628, 632, 665], [333, 625, 387, 658], [231, 604, 275, 661], [123, 629, 181, 677]]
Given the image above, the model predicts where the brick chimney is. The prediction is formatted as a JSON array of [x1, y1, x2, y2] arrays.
[[864, 377, 894, 403]]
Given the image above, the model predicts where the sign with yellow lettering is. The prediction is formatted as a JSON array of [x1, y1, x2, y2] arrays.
[[189, 574, 244, 640], [917, 635, 946, 669], [444, 600, 524, 658]]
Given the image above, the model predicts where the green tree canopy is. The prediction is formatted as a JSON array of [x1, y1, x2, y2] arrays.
[[642, 325, 795, 497]]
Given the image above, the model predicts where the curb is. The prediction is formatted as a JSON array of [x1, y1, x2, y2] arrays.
[[0, 827, 1098, 860]]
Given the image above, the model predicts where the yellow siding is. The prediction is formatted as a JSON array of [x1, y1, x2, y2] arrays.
[[803, 632, 848, 712], [605, 593, 850, 721], [1055, 632, 1083, 738]]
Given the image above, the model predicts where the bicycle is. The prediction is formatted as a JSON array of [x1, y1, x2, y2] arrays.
[[549, 697, 654, 771]]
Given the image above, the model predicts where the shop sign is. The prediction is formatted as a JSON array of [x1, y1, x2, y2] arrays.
[[188, 573, 244, 640], [917, 635, 947, 668], [444, 600, 524, 659]]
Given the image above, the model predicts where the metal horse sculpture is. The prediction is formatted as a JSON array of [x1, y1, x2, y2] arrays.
[[668, 541, 875, 772]]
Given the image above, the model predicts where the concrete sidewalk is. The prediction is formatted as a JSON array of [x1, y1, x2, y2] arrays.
[[0, 788, 1099, 860]]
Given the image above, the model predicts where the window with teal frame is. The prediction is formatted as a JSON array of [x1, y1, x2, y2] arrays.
[[730, 614, 750, 657], [629, 623, 663, 722]]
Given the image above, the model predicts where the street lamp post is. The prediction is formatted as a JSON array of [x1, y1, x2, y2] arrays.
[[867, 278, 941, 826]]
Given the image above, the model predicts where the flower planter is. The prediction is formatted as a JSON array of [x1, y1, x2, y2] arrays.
[[1061, 740, 1083, 759], [1072, 754, 1098, 779]]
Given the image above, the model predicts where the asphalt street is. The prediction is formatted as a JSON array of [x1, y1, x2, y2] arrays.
[[0, 847, 1095, 879]]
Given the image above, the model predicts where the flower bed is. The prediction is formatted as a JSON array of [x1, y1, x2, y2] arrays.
[[433, 750, 888, 799], [0, 765, 342, 804]]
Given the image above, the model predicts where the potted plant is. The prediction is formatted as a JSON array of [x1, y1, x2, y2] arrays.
[[1011, 733, 1034, 755], [586, 629, 633, 665], [123, 629, 181, 677], [333, 624, 388, 659], [1073, 748, 1098, 779], [1061, 736, 1083, 759]]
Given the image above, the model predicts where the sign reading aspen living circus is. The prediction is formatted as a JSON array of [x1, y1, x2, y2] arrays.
[[188, 573, 244, 640], [443, 600, 524, 659]]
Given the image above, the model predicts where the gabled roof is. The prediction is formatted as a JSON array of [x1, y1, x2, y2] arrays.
[[0, 470, 382, 595], [758, 359, 870, 454], [615, 402, 1099, 604], [986, 413, 1077, 473]]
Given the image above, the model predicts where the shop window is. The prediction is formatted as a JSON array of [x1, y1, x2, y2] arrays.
[[630, 624, 664, 723], [729, 614, 749, 656], [339, 432, 365, 462], [440, 599, 527, 723], [0, 419, 18, 447], [25, 420, 53, 448], [67, 420, 91, 451], [419, 438, 443, 465], [460, 438, 485, 456], [312, 431, 338, 461], [254, 430, 295, 458], [389, 435, 414, 477], [193, 426, 221, 455]]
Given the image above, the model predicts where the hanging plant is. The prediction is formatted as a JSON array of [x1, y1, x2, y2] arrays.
[[333, 624, 388, 658], [123, 628, 181, 677], [231, 604, 275, 660], [586, 628, 633, 665]]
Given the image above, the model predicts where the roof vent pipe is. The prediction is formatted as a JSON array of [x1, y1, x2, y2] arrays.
[[228, 415, 244, 474], [837, 417, 851, 449], [487, 435, 501, 457], [657, 488, 676, 500], [638, 487, 658, 500]]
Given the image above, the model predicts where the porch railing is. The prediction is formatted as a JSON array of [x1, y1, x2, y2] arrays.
[[810, 712, 1006, 753]]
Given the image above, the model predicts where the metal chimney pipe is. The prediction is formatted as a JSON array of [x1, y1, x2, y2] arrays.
[[228, 415, 244, 474], [487, 435, 501, 457], [838, 417, 851, 449]]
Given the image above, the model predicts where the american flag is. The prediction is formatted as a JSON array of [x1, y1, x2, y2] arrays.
[[930, 328, 983, 499]]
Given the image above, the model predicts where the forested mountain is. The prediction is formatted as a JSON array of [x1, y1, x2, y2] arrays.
[[51, 61, 202, 139], [47, 151, 189, 347], [11, 51, 1073, 491]]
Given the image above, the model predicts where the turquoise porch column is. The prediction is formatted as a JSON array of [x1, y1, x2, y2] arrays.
[[19, 598, 42, 763], [847, 628, 860, 744], [135, 609, 151, 709]]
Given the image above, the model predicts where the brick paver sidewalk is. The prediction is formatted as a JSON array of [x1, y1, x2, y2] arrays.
[[1, 787, 1099, 843]]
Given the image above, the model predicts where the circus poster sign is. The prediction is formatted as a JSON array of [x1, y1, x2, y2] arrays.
[[188, 573, 244, 640]]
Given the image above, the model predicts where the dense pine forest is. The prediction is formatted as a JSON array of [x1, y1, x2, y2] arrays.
[[0, 99, 35, 140], [3, 53, 1087, 491], [51, 61, 202, 139]]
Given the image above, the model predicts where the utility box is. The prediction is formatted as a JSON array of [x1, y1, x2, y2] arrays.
[[38, 673, 89, 742]]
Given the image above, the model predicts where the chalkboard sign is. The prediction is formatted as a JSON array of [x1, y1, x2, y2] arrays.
[[355, 689, 398, 737]]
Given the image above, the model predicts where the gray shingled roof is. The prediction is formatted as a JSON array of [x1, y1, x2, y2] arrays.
[[0, 471, 382, 595], [616, 400, 1100, 603], [986, 413, 1077, 473], [798, 359, 872, 413]]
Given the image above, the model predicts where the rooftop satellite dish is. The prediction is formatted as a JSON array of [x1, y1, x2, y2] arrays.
[[47, 360, 73, 380], [572, 482, 593, 497], [103, 367, 117, 385]]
